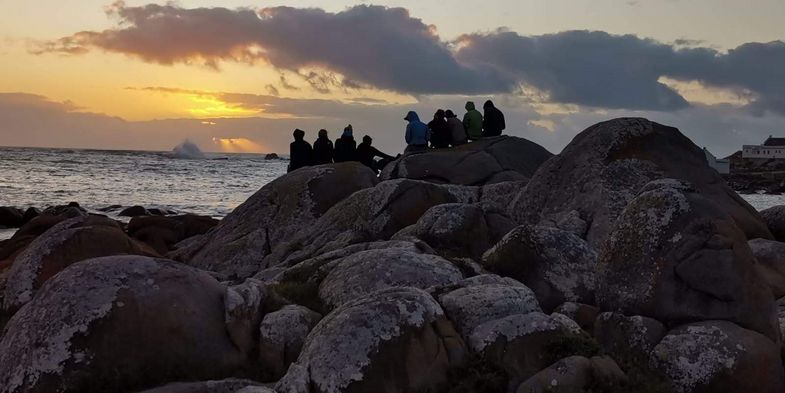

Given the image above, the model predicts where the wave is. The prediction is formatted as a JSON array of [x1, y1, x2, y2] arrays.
[[171, 140, 206, 159]]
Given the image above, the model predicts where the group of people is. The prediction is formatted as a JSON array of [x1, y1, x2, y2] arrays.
[[288, 99, 506, 172], [288, 125, 396, 173]]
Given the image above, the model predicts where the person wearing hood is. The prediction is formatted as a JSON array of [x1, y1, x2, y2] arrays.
[[404, 111, 429, 153], [463, 101, 483, 141], [445, 110, 467, 146], [288, 128, 312, 172], [334, 125, 357, 162], [428, 109, 450, 149], [312, 129, 334, 165], [482, 100, 506, 137], [357, 135, 394, 173]]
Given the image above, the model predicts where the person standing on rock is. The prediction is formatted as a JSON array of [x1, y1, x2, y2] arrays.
[[334, 125, 358, 163], [357, 135, 395, 173], [482, 100, 506, 137], [312, 129, 334, 165], [445, 110, 467, 146], [404, 111, 429, 153], [428, 109, 451, 149], [463, 101, 483, 141], [288, 128, 312, 172]]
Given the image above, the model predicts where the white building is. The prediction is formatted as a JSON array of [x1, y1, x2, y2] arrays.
[[743, 136, 785, 159], [703, 148, 730, 174]]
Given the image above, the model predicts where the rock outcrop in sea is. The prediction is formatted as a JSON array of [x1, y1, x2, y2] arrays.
[[0, 117, 784, 393]]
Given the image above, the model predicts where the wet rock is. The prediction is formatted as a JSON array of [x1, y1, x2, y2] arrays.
[[512, 118, 772, 248], [515, 355, 626, 393], [438, 282, 541, 338], [170, 163, 378, 279], [596, 179, 779, 341], [0, 256, 247, 393], [138, 379, 269, 393], [749, 239, 785, 298], [265, 153, 279, 160], [275, 287, 466, 393], [2, 215, 156, 314], [651, 321, 785, 393], [482, 224, 598, 312], [554, 302, 600, 334], [42, 202, 87, 218], [760, 205, 785, 242], [318, 248, 464, 307], [593, 312, 666, 366], [468, 312, 586, 381], [98, 205, 122, 212], [20, 208, 40, 226], [264, 179, 477, 268], [119, 205, 150, 217], [392, 203, 516, 260], [258, 305, 322, 379], [129, 215, 219, 254], [381, 136, 552, 186], [0, 207, 24, 228]]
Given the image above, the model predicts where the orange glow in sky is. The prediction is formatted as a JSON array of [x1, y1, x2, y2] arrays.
[[212, 137, 268, 153]]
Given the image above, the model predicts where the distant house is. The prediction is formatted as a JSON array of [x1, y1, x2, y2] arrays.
[[742, 136, 785, 159], [703, 148, 730, 174]]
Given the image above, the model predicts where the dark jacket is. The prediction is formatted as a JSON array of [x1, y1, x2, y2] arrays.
[[428, 118, 450, 149], [482, 101, 506, 137], [289, 139, 313, 172], [357, 142, 394, 170], [312, 136, 334, 165], [334, 136, 357, 162]]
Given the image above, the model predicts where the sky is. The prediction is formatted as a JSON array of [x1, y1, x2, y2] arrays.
[[1, 0, 785, 155]]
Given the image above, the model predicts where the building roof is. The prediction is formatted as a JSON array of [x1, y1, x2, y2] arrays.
[[763, 137, 785, 146]]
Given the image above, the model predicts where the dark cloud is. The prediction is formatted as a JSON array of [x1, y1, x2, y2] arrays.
[[33, 2, 785, 114]]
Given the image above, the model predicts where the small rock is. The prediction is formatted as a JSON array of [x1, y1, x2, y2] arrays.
[[119, 205, 151, 217], [553, 302, 599, 334], [760, 205, 785, 242], [593, 312, 666, 366], [258, 305, 322, 379]]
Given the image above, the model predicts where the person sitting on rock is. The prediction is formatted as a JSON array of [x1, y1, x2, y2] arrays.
[[463, 101, 483, 141], [357, 135, 395, 173], [288, 128, 312, 172], [428, 109, 451, 149], [312, 129, 334, 165], [445, 110, 467, 146], [404, 111, 429, 153], [334, 125, 358, 163], [482, 100, 506, 137]]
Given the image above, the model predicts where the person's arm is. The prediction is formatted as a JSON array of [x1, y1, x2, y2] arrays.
[[371, 146, 394, 160], [405, 124, 412, 144]]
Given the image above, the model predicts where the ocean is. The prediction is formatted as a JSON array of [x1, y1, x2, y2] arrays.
[[1, 146, 783, 240]]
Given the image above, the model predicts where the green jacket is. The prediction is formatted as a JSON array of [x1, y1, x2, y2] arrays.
[[463, 101, 483, 140]]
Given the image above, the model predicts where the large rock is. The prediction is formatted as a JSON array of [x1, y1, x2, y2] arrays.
[[0, 256, 247, 393], [393, 203, 515, 260], [275, 287, 466, 393], [515, 355, 626, 393], [170, 163, 378, 279], [2, 215, 156, 314], [512, 118, 771, 248], [596, 179, 779, 341], [139, 379, 269, 393], [760, 205, 785, 241], [482, 225, 598, 311], [593, 312, 666, 366], [651, 321, 785, 393], [0, 207, 23, 228], [258, 305, 322, 379], [129, 215, 219, 254], [318, 249, 464, 307], [264, 179, 477, 268], [749, 239, 785, 298], [380, 136, 553, 186]]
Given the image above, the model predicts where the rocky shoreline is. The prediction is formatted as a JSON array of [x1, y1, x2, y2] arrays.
[[1, 118, 785, 392]]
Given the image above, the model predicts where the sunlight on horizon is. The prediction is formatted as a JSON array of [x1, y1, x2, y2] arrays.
[[212, 137, 268, 153]]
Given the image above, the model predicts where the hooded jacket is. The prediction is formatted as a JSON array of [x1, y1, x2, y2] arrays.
[[446, 116, 467, 146], [482, 100, 506, 137], [312, 135, 334, 165], [463, 102, 483, 140], [334, 129, 357, 162], [405, 111, 429, 146], [428, 115, 450, 149]]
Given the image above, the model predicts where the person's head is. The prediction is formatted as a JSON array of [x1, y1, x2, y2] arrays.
[[445, 110, 456, 118], [435, 109, 445, 120], [342, 125, 353, 138], [363, 135, 372, 145], [465, 101, 475, 111], [293, 129, 305, 141], [484, 100, 495, 110], [404, 111, 420, 122], [318, 129, 328, 138]]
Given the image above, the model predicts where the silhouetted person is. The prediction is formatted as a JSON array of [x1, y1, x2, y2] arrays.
[[428, 109, 450, 149], [288, 128, 312, 172], [357, 135, 394, 173], [463, 101, 483, 141], [312, 129, 334, 165], [482, 100, 506, 137], [334, 125, 357, 162], [445, 110, 467, 146], [404, 111, 429, 153]]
